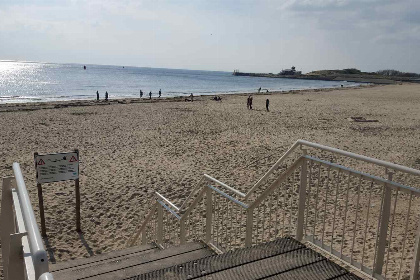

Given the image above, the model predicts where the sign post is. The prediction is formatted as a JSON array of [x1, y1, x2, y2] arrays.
[[34, 150, 80, 236]]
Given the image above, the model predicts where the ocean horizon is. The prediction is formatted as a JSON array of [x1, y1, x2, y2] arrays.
[[0, 61, 362, 104]]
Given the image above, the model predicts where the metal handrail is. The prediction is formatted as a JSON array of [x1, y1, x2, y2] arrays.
[[203, 174, 246, 198], [131, 140, 420, 280], [246, 139, 420, 199], [299, 140, 420, 176], [156, 192, 180, 212], [13, 163, 50, 279]]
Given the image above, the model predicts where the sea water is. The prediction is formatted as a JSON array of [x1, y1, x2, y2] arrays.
[[0, 61, 361, 104]]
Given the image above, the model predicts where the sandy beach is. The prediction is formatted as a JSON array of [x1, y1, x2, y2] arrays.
[[1, 83, 420, 278]]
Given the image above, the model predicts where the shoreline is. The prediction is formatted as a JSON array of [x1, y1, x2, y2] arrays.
[[0, 83, 379, 113]]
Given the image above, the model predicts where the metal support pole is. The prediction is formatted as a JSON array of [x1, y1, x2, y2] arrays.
[[75, 149, 81, 232], [1, 177, 15, 280], [180, 219, 186, 244], [37, 183, 47, 237], [296, 156, 307, 241], [245, 208, 253, 247], [75, 178, 81, 232], [410, 217, 420, 280], [141, 228, 147, 245], [374, 171, 393, 275], [205, 186, 212, 243], [157, 204, 163, 246]]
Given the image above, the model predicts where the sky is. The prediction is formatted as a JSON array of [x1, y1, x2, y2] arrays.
[[0, 0, 419, 73]]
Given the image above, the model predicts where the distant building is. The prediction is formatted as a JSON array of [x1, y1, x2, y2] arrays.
[[279, 66, 301, 76]]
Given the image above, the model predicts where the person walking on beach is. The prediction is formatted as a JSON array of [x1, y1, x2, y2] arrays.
[[149, 91, 152, 99], [105, 91, 108, 101], [266, 98, 270, 112], [140, 90, 143, 98], [249, 95, 253, 109], [96, 91, 99, 101], [247, 96, 250, 109], [190, 93, 194, 102], [159, 89, 161, 98], [258, 87, 261, 93]]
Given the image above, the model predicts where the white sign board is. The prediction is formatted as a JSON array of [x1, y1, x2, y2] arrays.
[[35, 152, 79, 184]]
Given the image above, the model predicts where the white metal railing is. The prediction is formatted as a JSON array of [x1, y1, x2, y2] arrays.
[[128, 140, 420, 280], [1, 163, 53, 280]]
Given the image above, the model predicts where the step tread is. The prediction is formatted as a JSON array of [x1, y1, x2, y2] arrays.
[[52, 242, 214, 280], [129, 238, 362, 280], [51, 244, 157, 272]]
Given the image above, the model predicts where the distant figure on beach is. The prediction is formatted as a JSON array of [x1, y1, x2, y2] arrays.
[[249, 96, 253, 109], [213, 95, 222, 101], [149, 91, 152, 99], [266, 89, 269, 93], [341, 85, 343, 88], [140, 90, 143, 98], [159, 89, 161, 98], [258, 87, 261, 93], [247, 96, 250, 109], [96, 91, 99, 101], [190, 93, 194, 102], [105, 91, 108, 101], [266, 99, 270, 112]]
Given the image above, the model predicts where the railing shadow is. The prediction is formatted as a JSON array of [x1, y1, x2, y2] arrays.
[[78, 232, 94, 257], [43, 237, 56, 264]]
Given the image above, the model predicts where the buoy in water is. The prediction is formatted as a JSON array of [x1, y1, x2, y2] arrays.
[[83, 65, 86, 70]]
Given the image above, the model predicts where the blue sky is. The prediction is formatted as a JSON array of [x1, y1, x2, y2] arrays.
[[1, 0, 419, 73]]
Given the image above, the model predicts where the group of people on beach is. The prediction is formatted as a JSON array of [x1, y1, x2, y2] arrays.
[[247, 95, 270, 112], [96, 89, 163, 101], [139, 89, 161, 99], [96, 91, 109, 101]]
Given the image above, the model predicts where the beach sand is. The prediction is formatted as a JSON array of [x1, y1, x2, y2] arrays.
[[1, 83, 420, 279]]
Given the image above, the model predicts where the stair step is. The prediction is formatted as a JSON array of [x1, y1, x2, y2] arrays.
[[51, 242, 214, 280], [128, 238, 362, 280], [51, 244, 157, 272]]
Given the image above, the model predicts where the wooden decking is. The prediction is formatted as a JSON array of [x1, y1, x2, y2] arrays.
[[51, 242, 214, 280], [51, 238, 361, 280]]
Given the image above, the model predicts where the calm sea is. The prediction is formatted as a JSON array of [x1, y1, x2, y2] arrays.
[[0, 61, 361, 104]]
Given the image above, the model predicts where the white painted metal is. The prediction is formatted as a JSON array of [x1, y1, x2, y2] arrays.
[[13, 163, 50, 279], [205, 186, 212, 243], [157, 204, 163, 246], [296, 155, 307, 241], [204, 174, 246, 198], [132, 140, 420, 280], [1, 164, 53, 280], [156, 192, 180, 212], [375, 172, 393, 275], [245, 209, 253, 247], [38, 273, 54, 280]]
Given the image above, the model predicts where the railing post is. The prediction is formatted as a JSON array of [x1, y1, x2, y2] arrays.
[[205, 186, 212, 243], [1, 177, 15, 280], [245, 207, 253, 247], [410, 217, 420, 280], [157, 203, 163, 246], [374, 171, 393, 275], [296, 152, 307, 241], [180, 218, 186, 244]]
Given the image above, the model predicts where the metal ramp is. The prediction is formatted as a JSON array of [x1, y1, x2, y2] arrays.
[[50, 238, 360, 280], [127, 237, 362, 280]]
